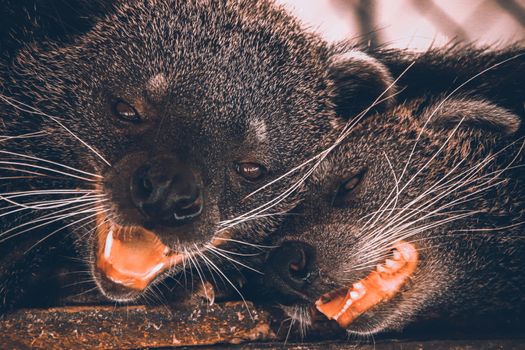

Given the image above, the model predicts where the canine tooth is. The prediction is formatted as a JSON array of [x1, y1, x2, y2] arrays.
[[353, 282, 364, 290], [350, 291, 359, 300], [377, 264, 388, 273], [150, 262, 165, 276], [385, 259, 396, 268], [104, 229, 114, 259], [393, 249, 402, 260], [333, 298, 353, 321], [397, 244, 413, 260]]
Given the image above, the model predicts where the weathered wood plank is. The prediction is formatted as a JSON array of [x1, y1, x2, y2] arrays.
[[2, 303, 523, 349], [0, 302, 275, 349]]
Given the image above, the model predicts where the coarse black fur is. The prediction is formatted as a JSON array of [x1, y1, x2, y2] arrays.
[[260, 95, 525, 335], [0, 0, 396, 310], [367, 45, 525, 121], [0, 0, 116, 63], [328, 44, 525, 125]]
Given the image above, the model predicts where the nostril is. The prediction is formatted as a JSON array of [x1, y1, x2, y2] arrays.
[[289, 248, 306, 274], [288, 246, 315, 284], [130, 165, 154, 200], [172, 188, 203, 221], [266, 241, 317, 292], [142, 177, 153, 193], [130, 160, 204, 224]]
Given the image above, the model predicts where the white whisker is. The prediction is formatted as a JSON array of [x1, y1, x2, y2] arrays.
[[0, 94, 112, 166]]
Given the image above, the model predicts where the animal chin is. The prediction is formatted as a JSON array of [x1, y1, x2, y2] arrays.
[[95, 212, 185, 291], [315, 241, 418, 328]]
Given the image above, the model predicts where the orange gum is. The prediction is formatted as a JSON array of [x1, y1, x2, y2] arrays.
[[95, 213, 183, 290], [316, 241, 419, 328]]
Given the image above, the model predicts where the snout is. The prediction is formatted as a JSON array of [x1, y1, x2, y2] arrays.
[[130, 155, 203, 225], [263, 241, 319, 302], [95, 152, 210, 300]]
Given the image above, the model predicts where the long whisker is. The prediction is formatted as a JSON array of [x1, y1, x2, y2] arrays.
[[206, 245, 263, 274], [26, 210, 106, 253], [197, 248, 254, 318], [219, 64, 415, 230], [0, 191, 102, 210], [0, 199, 107, 242], [394, 53, 523, 199], [0, 94, 112, 167], [357, 134, 524, 265], [0, 131, 48, 143], [210, 237, 277, 250], [186, 247, 211, 302], [0, 161, 98, 182], [0, 150, 101, 179]]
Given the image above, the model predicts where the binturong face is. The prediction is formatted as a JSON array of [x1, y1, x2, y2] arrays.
[[0, 0, 395, 304], [261, 97, 525, 335]]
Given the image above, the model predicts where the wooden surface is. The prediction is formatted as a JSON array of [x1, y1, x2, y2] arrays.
[[0, 302, 275, 349], [1, 303, 524, 349]]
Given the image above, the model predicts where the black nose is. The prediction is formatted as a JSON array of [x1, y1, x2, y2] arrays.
[[130, 157, 203, 224], [264, 241, 318, 298]]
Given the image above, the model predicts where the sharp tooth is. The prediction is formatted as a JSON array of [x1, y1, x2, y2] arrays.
[[334, 298, 353, 320], [150, 263, 164, 275], [399, 246, 412, 261], [353, 282, 364, 290], [377, 264, 388, 273], [393, 249, 402, 260], [104, 228, 114, 259], [350, 291, 359, 300], [385, 259, 396, 268]]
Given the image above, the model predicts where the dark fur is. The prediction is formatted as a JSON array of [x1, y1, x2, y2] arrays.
[[367, 45, 525, 120], [260, 94, 525, 335], [0, 0, 396, 309]]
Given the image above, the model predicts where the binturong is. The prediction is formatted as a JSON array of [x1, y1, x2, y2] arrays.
[[260, 92, 525, 335], [0, 0, 395, 309]]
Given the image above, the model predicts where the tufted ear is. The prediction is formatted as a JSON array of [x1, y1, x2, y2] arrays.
[[423, 98, 522, 135], [329, 51, 396, 120]]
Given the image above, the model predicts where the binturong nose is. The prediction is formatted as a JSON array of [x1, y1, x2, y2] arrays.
[[264, 241, 318, 299], [130, 156, 203, 225]]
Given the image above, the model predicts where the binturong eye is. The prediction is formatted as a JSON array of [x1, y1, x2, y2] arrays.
[[332, 168, 367, 206], [112, 100, 142, 122], [235, 162, 267, 182]]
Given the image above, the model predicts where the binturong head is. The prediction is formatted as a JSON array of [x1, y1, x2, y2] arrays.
[[0, 0, 397, 305], [260, 96, 525, 336]]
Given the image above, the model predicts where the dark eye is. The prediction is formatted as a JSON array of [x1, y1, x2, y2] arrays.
[[343, 175, 362, 192], [332, 169, 367, 206], [112, 100, 141, 122], [235, 162, 267, 181]]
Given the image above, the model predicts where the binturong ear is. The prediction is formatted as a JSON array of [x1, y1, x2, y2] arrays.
[[423, 98, 522, 135], [329, 51, 396, 120]]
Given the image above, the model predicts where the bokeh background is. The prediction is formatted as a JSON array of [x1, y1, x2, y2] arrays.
[[277, 0, 525, 50]]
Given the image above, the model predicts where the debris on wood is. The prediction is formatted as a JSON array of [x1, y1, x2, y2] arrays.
[[0, 302, 275, 350]]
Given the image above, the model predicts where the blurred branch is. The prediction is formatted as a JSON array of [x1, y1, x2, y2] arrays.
[[330, 0, 381, 48], [495, 0, 525, 27], [410, 0, 469, 42], [355, 0, 380, 48]]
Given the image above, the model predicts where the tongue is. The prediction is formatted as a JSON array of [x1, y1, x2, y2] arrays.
[[97, 225, 183, 290]]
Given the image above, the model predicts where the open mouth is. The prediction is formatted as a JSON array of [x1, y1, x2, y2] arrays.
[[315, 241, 418, 328], [95, 213, 185, 291]]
